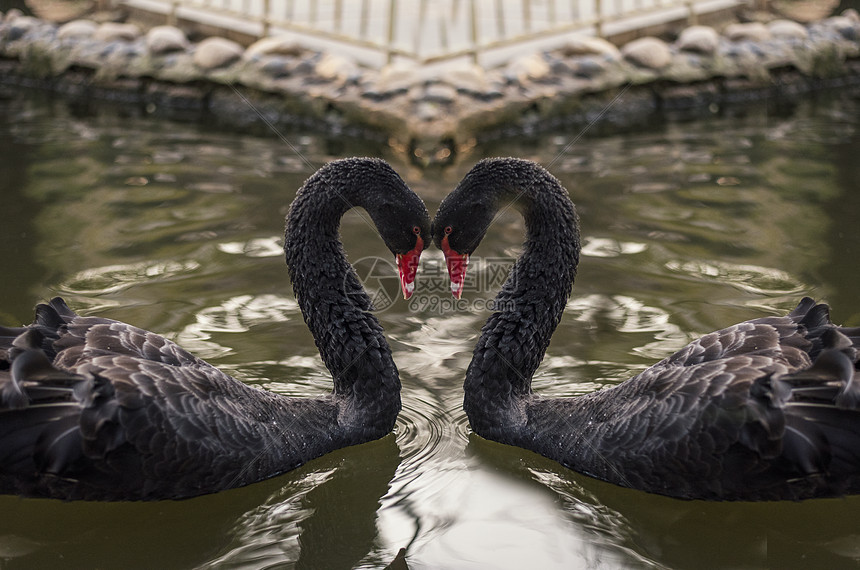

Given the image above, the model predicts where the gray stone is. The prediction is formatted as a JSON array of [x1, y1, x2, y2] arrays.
[[768, 19, 808, 40], [423, 83, 458, 103], [724, 22, 772, 42], [245, 35, 303, 59], [572, 56, 608, 79], [258, 55, 293, 78], [314, 53, 358, 82], [622, 37, 673, 69], [441, 63, 488, 93], [57, 19, 97, 40], [376, 63, 417, 93], [559, 35, 621, 59], [94, 22, 141, 42], [825, 15, 859, 40], [415, 101, 439, 121], [146, 25, 189, 55], [677, 25, 720, 54], [4, 9, 24, 22], [506, 53, 551, 83], [6, 14, 40, 40], [193, 36, 243, 69]]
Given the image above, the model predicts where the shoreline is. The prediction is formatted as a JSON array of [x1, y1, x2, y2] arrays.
[[2, 8, 859, 165]]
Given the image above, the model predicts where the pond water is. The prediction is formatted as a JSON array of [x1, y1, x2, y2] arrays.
[[2, 89, 860, 569]]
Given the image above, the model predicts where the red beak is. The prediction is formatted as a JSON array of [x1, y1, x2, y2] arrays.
[[395, 236, 423, 300], [441, 235, 469, 299]]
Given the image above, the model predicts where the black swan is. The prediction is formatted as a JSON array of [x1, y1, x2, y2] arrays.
[[432, 157, 860, 501], [0, 157, 430, 501]]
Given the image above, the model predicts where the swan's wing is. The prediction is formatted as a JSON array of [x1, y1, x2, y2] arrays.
[[0, 299, 325, 499], [532, 348, 792, 496], [20, 297, 211, 370], [532, 299, 860, 498], [630, 300, 860, 483], [656, 297, 849, 369], [0, 335, 277, 499]]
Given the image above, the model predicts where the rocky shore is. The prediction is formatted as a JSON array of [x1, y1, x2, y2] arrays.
[[2, 8, 860, 164]]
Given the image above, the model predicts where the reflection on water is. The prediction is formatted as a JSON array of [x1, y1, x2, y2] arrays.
[[172, 294, 299, 359], [2, 91, 860, 569]]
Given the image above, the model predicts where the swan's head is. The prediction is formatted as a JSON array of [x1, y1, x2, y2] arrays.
[[287, 158, 430, 300], [432, 159, 511, 299], [381, 203, 430, 301], [353, 159, 431, 300]]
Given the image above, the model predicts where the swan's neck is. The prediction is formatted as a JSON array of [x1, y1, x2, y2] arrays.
[[285, 182, 400, 430], [464, 177, 580, 432]]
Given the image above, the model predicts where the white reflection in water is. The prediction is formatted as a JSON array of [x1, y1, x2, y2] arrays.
[[203, 468, 335, 568], [61, 260, 201, 295], [218, 236, 284, 258], [665, 259, 805, 296], [411, 466, 598, 569], [566, 294, 691, 360], [580, 237, 647, 258], [173, 294, 299, 359]]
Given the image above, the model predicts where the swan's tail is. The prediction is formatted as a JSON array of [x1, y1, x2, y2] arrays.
[[0, 298, 79, 366], [0, 325, 27, 366], [0, 332, 91, 487], [789, 296, 860, 362], [0, 301, 109, 496], [768, 318, 860, 495]]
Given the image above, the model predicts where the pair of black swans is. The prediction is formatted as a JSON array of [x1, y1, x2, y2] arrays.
[[2, 157, 859, 502]]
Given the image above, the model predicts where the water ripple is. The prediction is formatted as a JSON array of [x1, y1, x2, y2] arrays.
[[60, 260, 201, 295], [393, 384, 450, 483], [581, 237, 647, 258], [217, 236, 284, 258], [665, 259, 805, 296], [173, 294, 299, 359], [566, 293, 691, 361]]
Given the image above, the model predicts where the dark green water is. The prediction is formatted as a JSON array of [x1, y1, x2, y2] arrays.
[[1, 90, 860, 569]]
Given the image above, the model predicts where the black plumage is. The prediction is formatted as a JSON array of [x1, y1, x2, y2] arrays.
[[433, 157, 860, 501], [0, 157, 430, 501]]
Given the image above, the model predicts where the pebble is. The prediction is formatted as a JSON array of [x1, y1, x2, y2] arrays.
[[559, 35, 621, 59], [5, 15, 40, 41], [572, 56, 608, 79], [768, 19, 808, 40], [622, 37, 673, 69], [442, 63, 488, 94], [146, 25, 189, 55], [57, 19, 97, 40], [259, 55, 294, 78], [94, 22, 141, 42], [314, 52, 358, 82], [193, 36, 243, 69], [423, 83, 458, 104], [825, 15, 859, 40], [506, 53, 551, 83], [376, 62, 418, 93], [415, 101, 439, 121], [677, 25, 720, 54], [724, 22, 771, 42], [245, 35, 303, 59]]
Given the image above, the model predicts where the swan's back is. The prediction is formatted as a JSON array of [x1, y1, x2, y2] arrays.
[[0, 298, 340, 500], [524, 298, 860, 500]]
